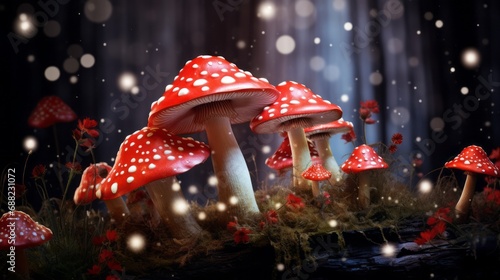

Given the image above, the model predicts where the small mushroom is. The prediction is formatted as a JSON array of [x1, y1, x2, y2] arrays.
[[0, 211, 53, 279], [444, 145, 500, 218], [340, 144, 389, 209], [96, 127, 210, 239], [74, 162, 130, 224], [265, 135, 322, 177], [251, 81, 342, 190], [301, 163, 332, 197], [148, 55, 279, 218], [28, 95, 77, 128], [305, 118, 354, 183]]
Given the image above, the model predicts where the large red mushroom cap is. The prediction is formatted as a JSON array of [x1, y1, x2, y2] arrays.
[[0, 211, 53, 250], [444, 145, 500, 176], [265, 136, 321, 171], [96, 127, 210, 200], [28, 95, 77, 128], [341, 144, 389, 173], [147, 55, 279, 134], [250, 81, 342, 134], [74, 162, 112, 205]]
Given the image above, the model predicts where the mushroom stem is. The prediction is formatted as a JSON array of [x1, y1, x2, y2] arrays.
[[455, 173, 477, 217], [15, 249, 29, 280], [145, 177, 202, 238], [311, 181, 320, 198], [313, 137, 342, 183], [287, 126, 312, 190], [204, 116, 259, 217], [358, 171, 371, 209], [104, 198, 130, 224]]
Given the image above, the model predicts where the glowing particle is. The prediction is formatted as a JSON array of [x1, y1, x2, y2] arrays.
[[44, 66, 60, 82], [208, 175, 218, 186], [381, 243, 396, 257], [344, 22, 353, 31], [118, 72, 137, 92], [460, 87, 469, 95], [216, 202, 226, 212], [127, 233, 146, 253], [23, 136, 38, 152], [461, 48, 481, 69], [80, 54, 95, 68], [418, 179, 433, 194], [171, 181, 181, 191], [198, 211, 207, 220], [328, 219, 338, 228], [173, 199, 189, 214], [340, 94, 349, 102], [257, 2, 276, 20], [435, 20, 444, 28], [276, 35, 296, 55], [229, 196, 239, 205]]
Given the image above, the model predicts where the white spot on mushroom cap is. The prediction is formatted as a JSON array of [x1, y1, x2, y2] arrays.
[[221, 76, 236, 84], [178, 88, 189, 96]]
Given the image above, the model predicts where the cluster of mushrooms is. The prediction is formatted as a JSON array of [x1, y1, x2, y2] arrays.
[[71, 55, 500, 239], [6, 57, 498, 278]]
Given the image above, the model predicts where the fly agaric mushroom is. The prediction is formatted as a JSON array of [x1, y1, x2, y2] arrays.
[[28, 95, 77, 191], [148, 55, 279, 217], [96, 127, 210, 239], [444, 145, 500, 218], [266, 135, 322, 176], [250, 81, 342, 190], [340, 144, 389, 209], [0, 210, 53, 279], [305, 118, 354, 183], [301, 163, 332, 197], [74, 162, 130, 223], [28, 95, 77, 128]]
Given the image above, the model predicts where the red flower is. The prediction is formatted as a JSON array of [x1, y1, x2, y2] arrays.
[[360, 100, 380, 114], [227, 221, 238, 232], [489, 147, 500, 161], [99, 249, 114, 263], [14, 184, 26, 199], [65, 161, 82, 173], [78, 117, 100, 138], [265, 210, 279, 224], [412, 157, 423, 168], [106, 230, 118, 242], [414, 229, 436, 245], [391, 133, 403, 145], [258, 221, 266, 230], [107, 259, 122, 271], [32, 164, 46, 178], [234, 227, 251, 244], [427, 207, 452, 225], [92, 235, 106, 246], [359, 100, 379, 124], [388, 144, 398, 154], [87, 264, 101, 275], [341, 130, 357, 143], [286, 193, 305, 212], [106, 275, 120, 280], [415, 207, 452, 245]]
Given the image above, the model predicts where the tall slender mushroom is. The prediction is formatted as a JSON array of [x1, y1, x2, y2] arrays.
[[0, 210, 53, 279], [305, 118, 354, 183], [28, 95, 77, 190], [250, 81, 342, 190], [96, 127, 210, 239], [340, 144, 388, 209], [444, 145, 500, 218], [148, 55, 279, 218], [74, 162, 130, 223]]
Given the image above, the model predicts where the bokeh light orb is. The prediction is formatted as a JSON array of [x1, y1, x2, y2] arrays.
[[461, 48, 481, 69], [127, 233, 146, 253]]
